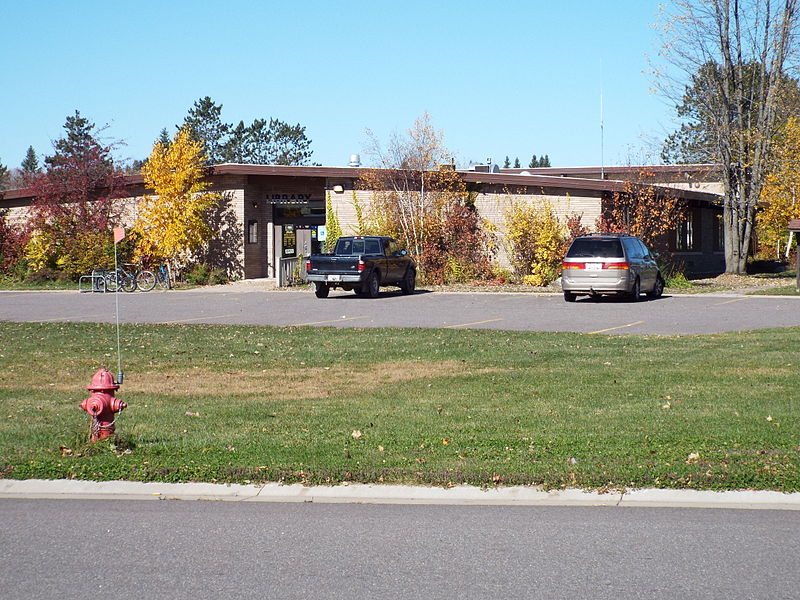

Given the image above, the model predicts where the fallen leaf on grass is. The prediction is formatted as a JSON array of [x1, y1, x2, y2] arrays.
[[351, 430, 362, 439]]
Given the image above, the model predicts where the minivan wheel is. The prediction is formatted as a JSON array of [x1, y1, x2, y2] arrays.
[[563, 291, 577, 302], [629, 278, 641, 302], [647, 274, 665, 299]]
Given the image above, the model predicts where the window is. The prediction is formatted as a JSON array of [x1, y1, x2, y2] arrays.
[[713, 212, 724, 252], [636, 239, 652, 259], [675, 212, 695, 251], [247, 220, 258, 244], [566, 238, 623, 258], [622, 237, 643, 259]]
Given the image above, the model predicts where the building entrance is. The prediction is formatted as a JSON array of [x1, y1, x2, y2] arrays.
[[275, 224, 323, 285]]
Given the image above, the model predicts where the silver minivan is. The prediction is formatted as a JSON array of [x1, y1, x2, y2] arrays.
[[561, 234, 665, 302]]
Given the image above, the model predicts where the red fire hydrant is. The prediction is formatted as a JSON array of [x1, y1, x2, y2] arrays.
[[79, 368, 126, 441]]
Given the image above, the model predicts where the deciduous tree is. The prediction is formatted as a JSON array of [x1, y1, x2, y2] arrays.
[[134, 127, 222, 271], [24, 112, 126, 278], [596, 170, 686, 257], [360, 112, 493, 282], [759, 116, 800, 254], [504, 200, 572, 285], [657, 0, 800, 273]]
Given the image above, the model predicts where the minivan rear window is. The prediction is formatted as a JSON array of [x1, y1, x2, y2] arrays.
[[566, 238, 623, 258]]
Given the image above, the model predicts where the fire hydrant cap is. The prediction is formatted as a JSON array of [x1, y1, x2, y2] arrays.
[[87, 368, 119, 391]]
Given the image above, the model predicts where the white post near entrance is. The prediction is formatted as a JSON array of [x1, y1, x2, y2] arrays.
[[789, 219, 800, 292]]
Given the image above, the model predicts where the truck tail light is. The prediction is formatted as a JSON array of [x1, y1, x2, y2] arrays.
[[305, 260, 311, 272], [358, 260, 365, 272], [603, 262, 629, 270]]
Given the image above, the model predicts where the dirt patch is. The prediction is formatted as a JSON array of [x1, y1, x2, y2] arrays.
[[687, 273, 792, 290], [129, 360, 508, 400]]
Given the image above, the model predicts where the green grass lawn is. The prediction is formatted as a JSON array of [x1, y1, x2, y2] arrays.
[[1, 322, 798, 491], [748, 285, 800, 296]]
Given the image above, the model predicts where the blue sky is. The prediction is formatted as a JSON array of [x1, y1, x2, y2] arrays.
[[0, 0, 676, 171]]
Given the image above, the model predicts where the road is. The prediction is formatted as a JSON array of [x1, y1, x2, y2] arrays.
[[2, 287, 800, 334], [2, 498, 798, 600]]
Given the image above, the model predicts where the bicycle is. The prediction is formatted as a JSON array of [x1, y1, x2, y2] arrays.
[[155, 264, 172, 290], [105, 263, 156, 292]]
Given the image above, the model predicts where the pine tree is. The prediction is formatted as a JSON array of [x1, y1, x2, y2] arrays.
[[21, 147, 39, 174], [513, 157, 521, 168], [156, 128, 171, 147], [46, 110, 110, 169], [181, 96, 229, 165], [0, 158, 8, 190], [529, 154, 538, 168], [503, 156, 511, 168], [180, 98, 314, 166], [222, 121, 248, 163], [541, 154, 551, 167]]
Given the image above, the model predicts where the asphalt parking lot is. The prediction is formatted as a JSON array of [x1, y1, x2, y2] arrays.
[[2, 286, 800, 335]]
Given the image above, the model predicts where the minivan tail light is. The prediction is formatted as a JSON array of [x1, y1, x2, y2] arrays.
[[603, 262, 629, 270], [562, 262, 584, 270]]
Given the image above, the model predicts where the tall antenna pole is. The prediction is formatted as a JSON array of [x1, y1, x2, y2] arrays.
[[600, 59, 605, 180]]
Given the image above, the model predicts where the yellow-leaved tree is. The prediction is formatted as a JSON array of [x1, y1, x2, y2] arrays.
[[504, 199, 566, 286], [134, 127, 221, 273], [759, 117, 800, 257]]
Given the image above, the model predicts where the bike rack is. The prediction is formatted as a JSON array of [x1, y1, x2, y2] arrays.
[[79, 270, 108, 293]]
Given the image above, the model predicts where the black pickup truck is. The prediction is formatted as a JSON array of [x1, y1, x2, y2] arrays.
[[305, 236, 416, 298]]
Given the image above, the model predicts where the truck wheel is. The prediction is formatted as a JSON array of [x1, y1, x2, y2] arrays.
[[365, 271, 380, 298], [314, 282, 330, 298], [400, 268, 416, 295]]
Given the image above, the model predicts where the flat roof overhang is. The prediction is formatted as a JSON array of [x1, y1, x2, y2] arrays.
[[1, 163, 722, 206]]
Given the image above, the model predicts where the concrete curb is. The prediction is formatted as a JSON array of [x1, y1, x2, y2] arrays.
[[1, 479, 799, 510]]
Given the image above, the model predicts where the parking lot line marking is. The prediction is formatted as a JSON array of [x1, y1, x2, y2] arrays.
[[442, 318, 504, 329], [291, 316, 370, 326], [165, 314, 241, 324], [589, 320, 645, 335], [713, 297, 750, 306]]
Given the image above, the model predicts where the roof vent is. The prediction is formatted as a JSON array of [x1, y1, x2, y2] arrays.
[[348, 154, 361, 167]]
